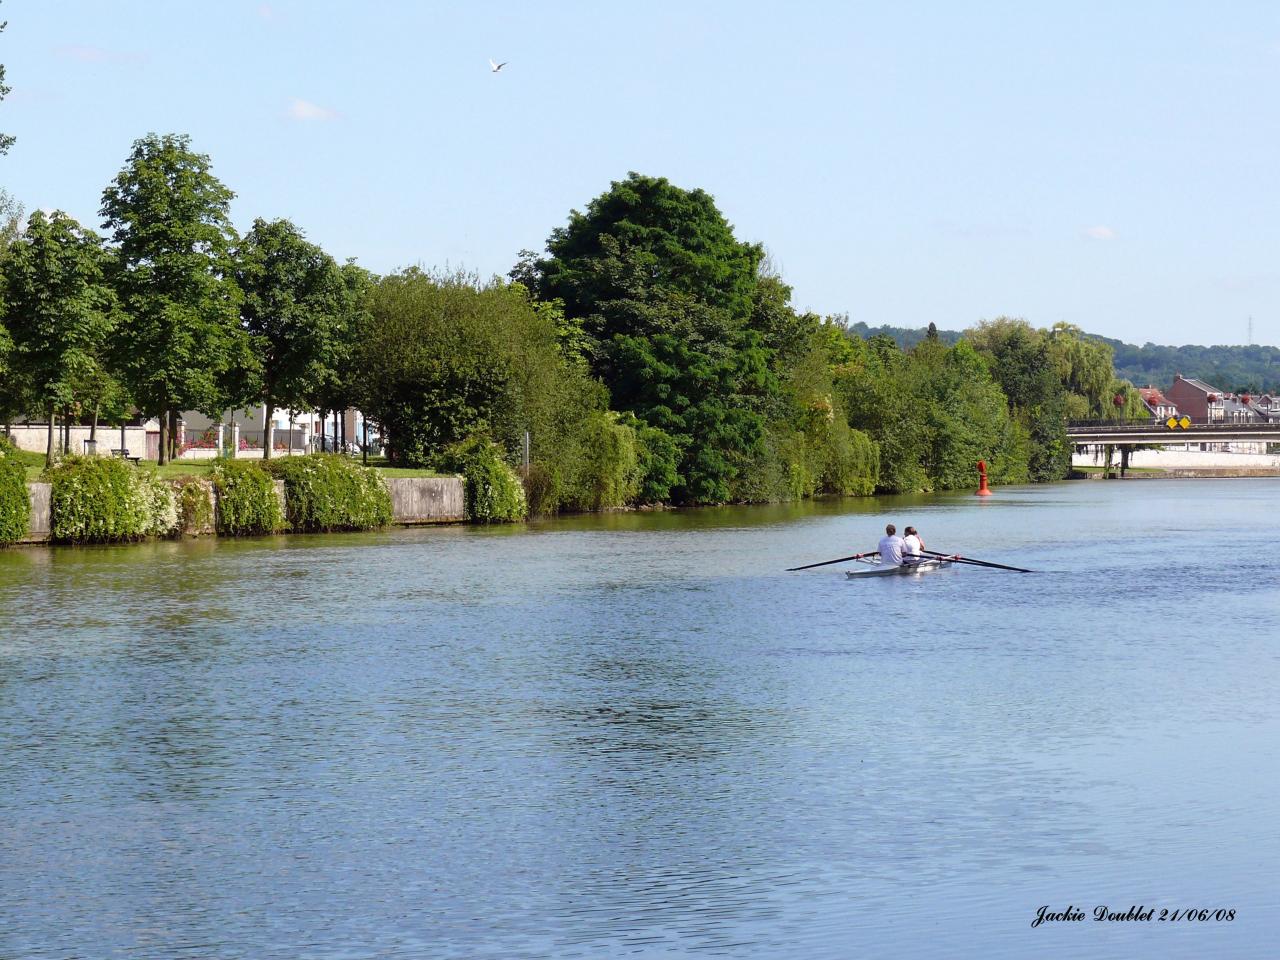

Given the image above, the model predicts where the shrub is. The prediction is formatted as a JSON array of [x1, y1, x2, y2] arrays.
[[45, 455, 152, 543], [174, 477, 215, 535], [0, 437, 30, 545], [140, 471, 179, 537], [562, 411, 641, 511], [629, 419, 680, 505], [211, 460, 282, 536], [269, 454, 392, 532], [521, 462, 560, 518], [439, 435, 526, 523]]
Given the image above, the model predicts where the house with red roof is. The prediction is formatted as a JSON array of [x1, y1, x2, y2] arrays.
[[1137, 387, 1178, 420]]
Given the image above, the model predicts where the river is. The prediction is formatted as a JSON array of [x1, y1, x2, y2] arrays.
[[1, 478, 1277, 959]]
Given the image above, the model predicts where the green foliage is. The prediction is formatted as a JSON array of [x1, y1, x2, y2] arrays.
[[235, 218, 348, 454], [45, 455, 175, 543], [174, 477, 214, 535], [967, 318, 1071, 482], [439, 436, 526, 523], [608, 332, 768, 503], [565, 411, 640, 511], [0, 435, 29, 544], [0, 211, 121, 456], [627, 416, 680, 504], [211, 460, 282, 536], [533, 172, 763, 339], [101, 133, 248, 433], [269, 454, 392, 532], [358, 270, 619, 515]]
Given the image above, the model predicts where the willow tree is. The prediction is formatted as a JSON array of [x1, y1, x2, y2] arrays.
[[101, 133, 245, 463]]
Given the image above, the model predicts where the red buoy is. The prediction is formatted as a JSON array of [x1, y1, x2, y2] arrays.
[[976, 460, 993, 496]]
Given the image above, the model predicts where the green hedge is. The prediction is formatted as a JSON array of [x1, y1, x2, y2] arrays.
[[45, 455, 177, 543], [174, 477, 215, 535], [0, 437, 30, 545], [211, 460, 283, 536], [269, 454, 392, 532], [439, 435, 526, 523]]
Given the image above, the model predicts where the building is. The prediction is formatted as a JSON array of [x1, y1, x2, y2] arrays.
[[1137, 386, 1178, 421], [1166, 375, 1225, 423]]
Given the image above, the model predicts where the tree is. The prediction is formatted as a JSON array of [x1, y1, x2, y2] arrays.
[[530, 173, 763, 361], [967, 318, 1071, 481], [0, 189, 21, 253], [526, 173, 775, 503], [358, 269, 605, 471], [100, 133, 245, 463], [0, 211, 120, 463], [0, 4, 14, 156], [235, 218, 346, 458]]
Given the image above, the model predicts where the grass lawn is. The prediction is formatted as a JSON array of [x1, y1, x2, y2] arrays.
[[11, 449, 47, 482], [13, 450, 446, 481]]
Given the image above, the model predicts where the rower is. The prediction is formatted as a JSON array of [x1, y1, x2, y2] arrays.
[[903, 526, 924, 557], [877, 524, 905, 565]]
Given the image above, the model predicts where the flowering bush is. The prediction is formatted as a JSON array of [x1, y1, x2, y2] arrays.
[[211, 460, 282, 535], [45, 455, 176, 543], [0, 436, 30, 545], [268, 454, 392, 532]]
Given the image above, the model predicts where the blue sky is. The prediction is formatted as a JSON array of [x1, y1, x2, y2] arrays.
[[2, 0, 1278, 346]]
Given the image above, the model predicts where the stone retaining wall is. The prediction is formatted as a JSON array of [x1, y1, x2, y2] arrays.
[[386, 477, 465, 523], [22, 482, 51, 543], [19, 475, 466, 544]]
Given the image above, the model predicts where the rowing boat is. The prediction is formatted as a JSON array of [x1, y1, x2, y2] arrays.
[[845, 557, 954, 578]]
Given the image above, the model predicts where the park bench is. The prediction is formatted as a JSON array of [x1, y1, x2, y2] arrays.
[[111, 448, 142, 466]]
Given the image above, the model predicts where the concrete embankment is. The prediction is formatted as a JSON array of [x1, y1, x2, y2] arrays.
[[1072, 468, 1280, 480], [19, 476, 465, 544]]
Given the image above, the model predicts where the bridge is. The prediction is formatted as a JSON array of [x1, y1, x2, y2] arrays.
[[1067, 419, 1280, 444]]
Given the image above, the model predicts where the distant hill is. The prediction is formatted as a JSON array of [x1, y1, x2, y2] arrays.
[[848, 322, 1280, 393], [848, 322, 963, 349]]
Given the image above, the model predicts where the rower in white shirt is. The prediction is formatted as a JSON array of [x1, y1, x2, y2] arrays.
[[902, 526, 925, 560], [877, 524, 905, 565]]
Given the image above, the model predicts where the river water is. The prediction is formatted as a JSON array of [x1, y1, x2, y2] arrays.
[[1, 479, 1277, 959]]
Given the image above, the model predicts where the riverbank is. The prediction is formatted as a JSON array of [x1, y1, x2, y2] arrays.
[[15, 474, 466, 545], [1071, 466, 1280, 479]]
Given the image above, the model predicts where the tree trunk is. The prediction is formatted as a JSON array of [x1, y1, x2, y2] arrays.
[[63, 409, 71, 456], [169, 410, 180, 461], [333, 410, 339, 453], [362, 419, 368, 465], [90, 405, 99, 442], [158, 409, 168, 466], [264, 402, 274, 460], [46, 406, 56, 466], [288, 410, 295, 456]]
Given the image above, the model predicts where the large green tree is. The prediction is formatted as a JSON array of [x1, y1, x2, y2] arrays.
[[525, 174, 776, 503], [100, 133, 245, 463], [235, 218, 346, 458], [0, 211, 120, 463]]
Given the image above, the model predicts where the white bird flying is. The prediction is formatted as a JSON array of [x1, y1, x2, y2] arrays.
[[489, 58, 507, 73]]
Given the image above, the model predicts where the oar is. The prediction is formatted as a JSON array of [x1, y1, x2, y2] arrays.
[[787, 551, 878, 572], [920, 549, 1033, 573]]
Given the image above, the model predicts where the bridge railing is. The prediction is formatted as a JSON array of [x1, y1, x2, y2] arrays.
[[1067, 418, 1280, 434]]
